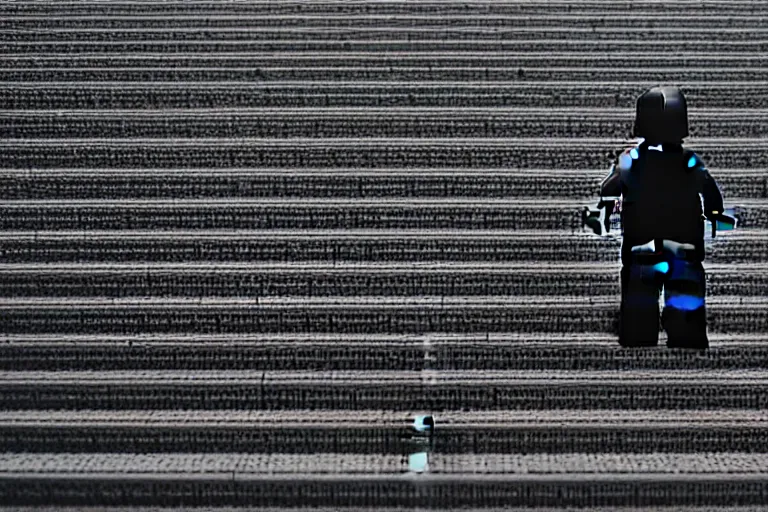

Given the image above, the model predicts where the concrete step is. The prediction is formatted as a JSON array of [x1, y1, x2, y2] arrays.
[[1, 167, 765, 200], [8, 39, 768, 54], [5, 13, 768, 30], [2, 367, 768, 411], [0, 408, 766, 454], [1, 229, 762, 263], [1, 333, 767, 371], [3, 82, 768, 109], [12, 450, 765, 475], [6, 53, 768, 69], [2, 452, 768, 507], [0, 198, 760, 231], [4, 108, 768, 139], [1, 138, 766, 169], [0, 295, 765, 335], [4, 67, 768, 83], [4, 26, 764, 45], [3, 0, 764, 16], [2, 509, 764, 512], [0, 198, 620, 231], [0, 262, 765, 298]]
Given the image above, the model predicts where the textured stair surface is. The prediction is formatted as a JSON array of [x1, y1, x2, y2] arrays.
[[1, 262, 767, 297], [1, 168, 766, 199], [2, 230, 766, 265], [1, 0, 767, 509], [5, 108, 768, 139], [6, 82, 768, 109], [3, 509, 768, 512], [1, 407, 767, 454], [2, 453, 768, 507]]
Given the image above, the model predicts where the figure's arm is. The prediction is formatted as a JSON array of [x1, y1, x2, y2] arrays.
[[583, 148, 631, 236], [700, 168, 724, 220], [691, 153, 736, 236], [600, 164, 622, 199], [597, 149, 632, 230]]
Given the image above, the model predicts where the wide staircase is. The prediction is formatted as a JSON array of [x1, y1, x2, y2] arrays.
[[1, 0, 768, 509]]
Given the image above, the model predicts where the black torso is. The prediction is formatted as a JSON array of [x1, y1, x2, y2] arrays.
[[620, 142, 705, 263]]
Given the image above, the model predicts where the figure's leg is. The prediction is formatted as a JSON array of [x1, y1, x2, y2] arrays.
[[619, 263, 661, 347], [662, 259, 708, 349]]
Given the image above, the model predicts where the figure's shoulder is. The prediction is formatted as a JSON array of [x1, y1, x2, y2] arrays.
[[616, 144, 641, 172], [682, 148, 706, 171]]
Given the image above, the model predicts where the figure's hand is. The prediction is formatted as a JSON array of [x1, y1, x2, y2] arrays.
[[583, 206, 606, 236], [582, 200, 617, 237], [705, 209, 738, 238], [710, 212, 737, 230]]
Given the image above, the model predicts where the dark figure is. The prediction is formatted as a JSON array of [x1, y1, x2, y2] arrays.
[[599, 86, 730, 349]]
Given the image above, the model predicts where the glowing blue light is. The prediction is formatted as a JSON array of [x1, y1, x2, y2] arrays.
[[409, 452, 429, 473], [653, 262, 670, 274], [687, 156, 697, 168], [618, 152, 633, 170], [716, 219, 735, 231], [629, 148, 639, 160], [666, 295, 704, 311], [412, 415, 434, 433]]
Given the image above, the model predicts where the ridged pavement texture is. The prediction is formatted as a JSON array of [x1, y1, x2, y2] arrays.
[[1, 0, 768, 509]]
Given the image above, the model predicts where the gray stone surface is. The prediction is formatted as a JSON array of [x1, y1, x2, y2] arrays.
[[1, 0, 767, 507]]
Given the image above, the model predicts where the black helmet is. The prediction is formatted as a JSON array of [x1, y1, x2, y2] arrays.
[[633, 86, 689, 143]]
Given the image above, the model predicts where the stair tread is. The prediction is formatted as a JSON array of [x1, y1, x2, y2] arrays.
[[2, 452, 768, 477], [0, 408, 764, 426], [2, 368, 767, 383]]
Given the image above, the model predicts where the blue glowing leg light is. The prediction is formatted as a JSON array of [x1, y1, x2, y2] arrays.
[[665, 294, 705, 311]]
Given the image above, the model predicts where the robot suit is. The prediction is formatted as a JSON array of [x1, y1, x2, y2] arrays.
[[599, 86, 728, 349]]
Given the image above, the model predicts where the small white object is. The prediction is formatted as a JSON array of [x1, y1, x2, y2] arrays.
[[631, 240, 656, 253], [662, 240, 696, 258], [412, 415, 434, 433], [408, 452, 429, 473]]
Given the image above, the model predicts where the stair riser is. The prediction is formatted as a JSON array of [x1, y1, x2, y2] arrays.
[[2, 383, 767, 410], [2, 477, 768, 508], [1, 304, 764, 335], [2, 237, 764, 263], [1, 426, 767, 454], [5, 69, 768, 82], [0, 204, 764, 230], [0, 271, 765, 297], [5, 115, 768, 139], [1, 28, 764, 42], [0, 305, 620, 334], [2, 2, 762, 16], [3, 344, 768, 371], [4, 56, 768, 69], [10, 41, 768, 53], [1, 144, 765, 170], [0, 174, 610, 200], [6, 16, 768, 30], [0, 205, 591, 231], [3, 173, 763, 200], [4, 84, 768, 109]]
